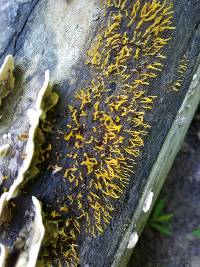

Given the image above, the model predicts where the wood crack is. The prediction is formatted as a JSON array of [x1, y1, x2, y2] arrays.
[[0, 0, 40, 61]]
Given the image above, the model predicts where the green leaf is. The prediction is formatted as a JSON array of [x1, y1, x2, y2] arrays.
[[149, 222, 172, 236], [152, 199, 166, 219], [193, 229, 200, 237], [152, 213, 173, 223]]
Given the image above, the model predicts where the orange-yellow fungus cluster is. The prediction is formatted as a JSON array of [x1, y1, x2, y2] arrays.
[[171, 55, 188, 91], [40, 0, 176, 266]]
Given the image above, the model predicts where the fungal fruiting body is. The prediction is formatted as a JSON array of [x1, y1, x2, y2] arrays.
[[0, 55, 14, 106], [143, 191, 154, 213], [127, 232, 139, 249], [39, 0, 176, 266], [0, 71, 58, 267], [0, 144, 10, 158], [0, 70, 59, 217], [5, 197, 45, 267], [171, 55, 189, 91], [0, 244, 8, 266], [0, 197, 45, 267], [0, 71, 59, 215]]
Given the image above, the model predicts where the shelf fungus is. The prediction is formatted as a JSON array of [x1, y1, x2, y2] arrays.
[[0, 197, 45, 267], [0, 144, 10, 159], [0, 69, 58, 267], [0, 70, 59, 214], [13, 197, 45, 267], [0, 55, 15, 107], [0, 244, 8, 267]]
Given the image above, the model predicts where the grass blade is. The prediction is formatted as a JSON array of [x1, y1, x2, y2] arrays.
[[193, 229, 200, 237], [150, 222, 172, 236], [152, 199, 166, 219], [152, 213, 173, 223]]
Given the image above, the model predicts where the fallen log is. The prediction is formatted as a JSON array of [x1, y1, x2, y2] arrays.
[[0, 0, 200, 266]]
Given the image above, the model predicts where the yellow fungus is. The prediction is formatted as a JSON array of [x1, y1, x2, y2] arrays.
[[41, 0, 177, 265], [50, 210, 60, 218]]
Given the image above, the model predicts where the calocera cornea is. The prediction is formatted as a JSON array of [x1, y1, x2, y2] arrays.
[[39, 0, 177, 266], [171, 55, 189, 91]]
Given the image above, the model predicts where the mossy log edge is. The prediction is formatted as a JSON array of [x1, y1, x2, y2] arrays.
[[113, 57, 200, 267]]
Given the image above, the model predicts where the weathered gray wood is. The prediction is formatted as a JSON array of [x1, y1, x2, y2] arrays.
[[0, 0, 200, 266]]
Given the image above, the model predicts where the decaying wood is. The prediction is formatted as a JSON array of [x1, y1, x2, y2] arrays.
[[0, 0, 200, 266]]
